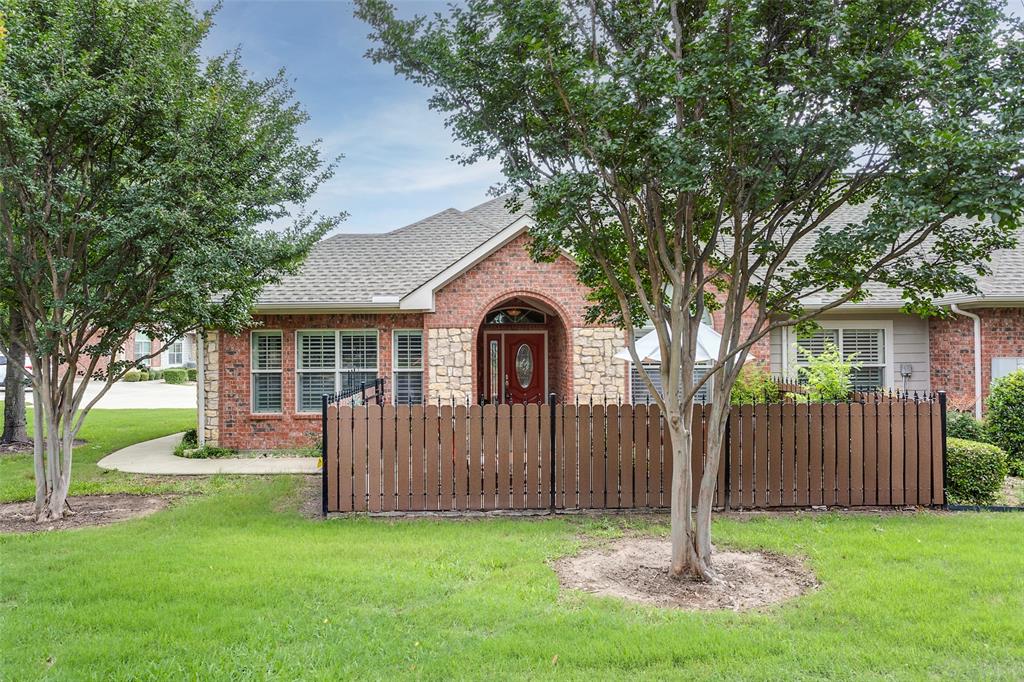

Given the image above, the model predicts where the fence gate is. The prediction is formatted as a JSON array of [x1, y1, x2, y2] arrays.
[[322, 393, 947, 514]]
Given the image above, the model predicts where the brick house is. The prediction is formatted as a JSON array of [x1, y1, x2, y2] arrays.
[[199, 196, 1024, 450]]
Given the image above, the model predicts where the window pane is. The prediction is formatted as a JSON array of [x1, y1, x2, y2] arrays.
[[841, 329, 884, 364], [340, 331, 377, 370], [298, 332, 336, 370], [393, 372, 423, 405], [796, 330, 839, 363], [630, 363, 711, 404], [298, 372, 335, 412], [252, 332, 282, 370], [340, 371, 377, 394], [850, 366, 884, 390], [394, 331, 423, 370], [252, 373, 282, 413]]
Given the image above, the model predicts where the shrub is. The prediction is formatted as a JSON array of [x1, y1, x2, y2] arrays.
[[139, 371, 150, 381], [946, 410, 987, 443], [149, 369, 162, 381], [123, 370, 141, 382], [946, 437, 1008, 505], [163, 368, 188, 384], [730, 364, 780, 405], [985, 369, 1024, 476], [187, 368, 198, 382], [787, 340, 856, 402], [173, 428, 199, 457], [180, 445, 234, 459]]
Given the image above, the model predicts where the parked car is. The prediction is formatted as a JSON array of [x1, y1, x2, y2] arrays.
[[0, 352, 32, 389]]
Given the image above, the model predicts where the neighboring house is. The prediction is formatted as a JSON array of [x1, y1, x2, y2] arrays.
[[199, 196, 1024, 449], [75, 330, 198, 377]]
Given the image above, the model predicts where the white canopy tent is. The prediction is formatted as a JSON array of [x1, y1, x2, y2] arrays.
[[613, 322, 723, 364]]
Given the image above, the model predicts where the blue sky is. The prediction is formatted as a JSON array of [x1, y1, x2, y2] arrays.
[[198, 1, 503, 235], [199, 0, 1024, 236]]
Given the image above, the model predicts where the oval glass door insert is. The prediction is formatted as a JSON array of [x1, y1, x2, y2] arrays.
[[515, 344, 533, 388]]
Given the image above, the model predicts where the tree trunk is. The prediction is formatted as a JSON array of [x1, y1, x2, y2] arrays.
[[668, 405, 714, 581], [1, 311, 29, 444]]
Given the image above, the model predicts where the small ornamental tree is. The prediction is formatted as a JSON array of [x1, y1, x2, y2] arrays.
[[357, 0, 1024, 580], [0, 0, 341, 521], [985, 369, 1024, 476]]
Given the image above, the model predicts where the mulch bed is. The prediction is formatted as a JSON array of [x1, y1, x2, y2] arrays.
[[554, 536, 818, 611], [0, 494, 172, 534], [0, 439, 86, 456]]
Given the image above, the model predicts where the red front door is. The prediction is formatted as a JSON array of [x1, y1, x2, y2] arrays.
[[484, 332, 546, 404]]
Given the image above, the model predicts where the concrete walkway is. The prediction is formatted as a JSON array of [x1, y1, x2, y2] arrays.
[[97, 433, 319, 475]]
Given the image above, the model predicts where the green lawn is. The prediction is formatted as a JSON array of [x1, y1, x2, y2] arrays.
[[1, 476, 1022, 680], [2, 407, 1023, 679], [0, 403, 244, 502]]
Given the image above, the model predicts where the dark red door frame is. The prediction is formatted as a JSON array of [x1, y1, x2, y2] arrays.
[[483, 331, 547, 404]]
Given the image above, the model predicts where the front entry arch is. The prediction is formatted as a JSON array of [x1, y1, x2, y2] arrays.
[[475, 294, 569, 404]]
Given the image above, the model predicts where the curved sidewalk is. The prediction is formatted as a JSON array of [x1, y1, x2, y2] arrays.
[[97, 433, 319, 475]]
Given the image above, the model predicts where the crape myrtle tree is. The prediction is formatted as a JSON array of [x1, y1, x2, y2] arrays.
[[0, 0, 341, 521], [357, 0, 1024, 579]]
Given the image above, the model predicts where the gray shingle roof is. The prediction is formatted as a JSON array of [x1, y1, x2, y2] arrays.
[[256, 197, 525, 308], [256, 193, 1021, 310]]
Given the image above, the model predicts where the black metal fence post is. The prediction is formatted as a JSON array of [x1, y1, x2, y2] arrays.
[[939, 390, 948, 508], [549, 392, 557, 512], [321, 393, 329, 517]]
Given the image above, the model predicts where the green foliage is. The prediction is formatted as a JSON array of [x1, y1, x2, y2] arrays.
[[172, 428, 199, 457], [139, 371, 150, 381], [149, 369, 163, 381], [187, 368, 198, 382], [163, 368, 188, 385], [730, 364, 780, 405], [946, 437, 1008, 505], [123, 370, 142, 383], [0, 0, 343, 504], [946, 410, 988, 443], [787, 341, 855, 402], [985, 370, 1024, 476], [179, 445, 234, 459]]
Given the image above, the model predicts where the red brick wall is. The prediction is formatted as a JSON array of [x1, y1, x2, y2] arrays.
[[929, 307, 1024, 413], [430, 233, 591, 400], [218, 312, 424, 450], [711, 302, 771, 362]]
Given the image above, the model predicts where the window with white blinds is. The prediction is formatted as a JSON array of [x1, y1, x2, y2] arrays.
[[134, 333, 152, 362], [297, 331, 337, 412], [796, 327, 887, 390], [393, 330, 424, 404], [295, 330, 380, 411], [251, 331, 283, 413], [629, 363, 711, 404]]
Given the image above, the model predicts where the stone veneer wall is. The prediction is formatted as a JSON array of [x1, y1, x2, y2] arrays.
[[202, 331, 219, 445], [427, 328, 474, 402], [573, 327, 626, 402]]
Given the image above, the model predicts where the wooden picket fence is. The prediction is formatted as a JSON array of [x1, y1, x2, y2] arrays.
[[322, 394, 947, 514]]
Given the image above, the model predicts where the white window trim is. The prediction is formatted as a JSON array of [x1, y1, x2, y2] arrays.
[[251, 330, 284, 415], [165, 338, 184, 367], [294, 329, 380, 413], [392, 329, 424, 404], [782, 319, 896, 389]]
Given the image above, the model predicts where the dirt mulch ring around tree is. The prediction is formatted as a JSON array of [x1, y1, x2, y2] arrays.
[[0, 494, 172, 534], [0, 439, 87, 456], [554, 536, 818, 611]]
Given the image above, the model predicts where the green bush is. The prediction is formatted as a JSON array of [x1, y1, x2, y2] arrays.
[[787, 340, 856, 402], [123, 370, 142, 382], [946, 410, 987, 443], [187, 368, 198, 382], [180, 445, 234, 459], [149, 369, 162, 381], [946, 437, 1008, 505], [139, 371, 150, 381], [173, 428, 199, 456], [163, 368, 188, 384], [985, 369, 1024, 476], [730, 364, 780, 405]]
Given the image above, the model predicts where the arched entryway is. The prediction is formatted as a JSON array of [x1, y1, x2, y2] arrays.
[[474, 295, 571, 403]]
